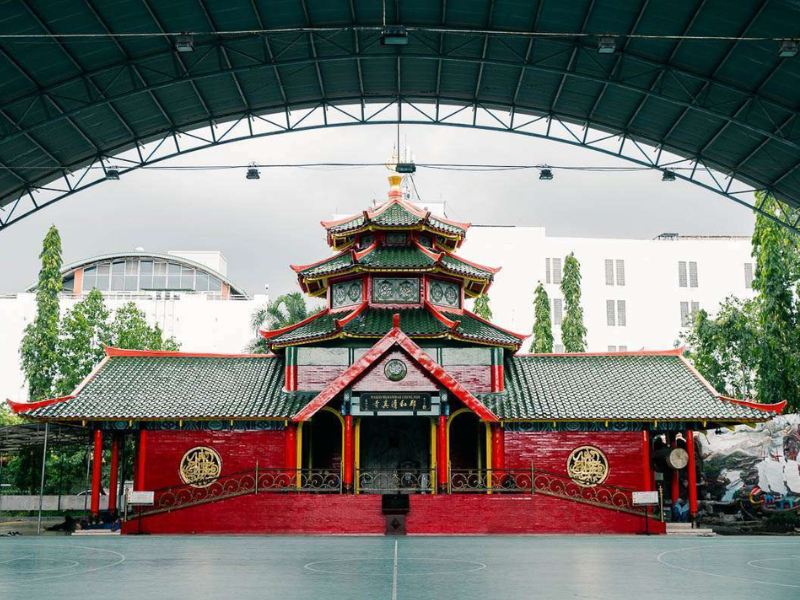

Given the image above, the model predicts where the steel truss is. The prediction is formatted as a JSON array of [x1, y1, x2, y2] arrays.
[[1, 98, 796, 234]]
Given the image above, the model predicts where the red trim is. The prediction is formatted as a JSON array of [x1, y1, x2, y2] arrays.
[[292, 318, 498, 422], [290, 250, 351, 274], [135, 429, 147, 491], [322, 197, 471, 235], [718, 396, 787, 414], [437, 414, 448, 492], [687, 429, 698, 517], [491, 424, 505, 470], [91, 429, 102, 516], [284, 422, 297, 471], [462, 309, 527, 341], [343, 415, 354, 492], [334, 302, 368, 328], [260, 310, 330, 340], [641, 431, 651, 492], [7, 395, 73, 414], [491, 364, 504, 392], [104, 346, 276, 358], [424, 300, 460, 330], [517, 348, 686, 357]]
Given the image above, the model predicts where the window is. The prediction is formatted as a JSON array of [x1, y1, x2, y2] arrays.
[[608, 345, 616, 352], [605, 259, 626, 286], [95, 263, 110, 291], [167, 263, 181, 289], [124, 260, 139, 291], [545, 257, 562, 284], [607, 300, 626, 326], [139, 261, 153, 289], [152, 262, 167, 289], [180, 265, 195, 290], [551, 298, 563, 326], [744, 263, 754, 289], [195, 271, 209, 292], [208, 276, 222, 292], [110, 261, 125, 291], [679, 261, 698, 288], [554, 344, 564, 353], [619, 345, 627, 352], [82, 266, 97, 291], [680, 301, 701, 327]]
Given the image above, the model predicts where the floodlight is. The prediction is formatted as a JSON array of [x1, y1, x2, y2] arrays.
[[779, 39, 798, 58], [106, 166, 120, 180], [381, 26, 409, 46], [175, 33, 195, 53], [539, 167, 554, 180], [396, 162, 416, 174], [598, 37, 616, 54], [246, 162, 260, 180], [662, 169, 676, 182]]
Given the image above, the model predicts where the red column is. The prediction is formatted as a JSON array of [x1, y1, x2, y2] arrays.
[[343, 415, 354, 492], [671, 435, 681, 505], [687, 429, 698, 518], [640, 430, 651, 491], [491, 424, 505, 470], [437, 415, 448, 493], [135, 429, 147, 491], [285, 422, 297, 479], [90, 429, 103, 516], [108, 435, 120, 513]]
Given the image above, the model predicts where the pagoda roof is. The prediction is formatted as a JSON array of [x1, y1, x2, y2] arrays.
[[262, 305, 525, 350], [10, 349, 783, 425], [477, 351, 785, 422], [291, 242, 499, 295], [321, 197, 471, 246]]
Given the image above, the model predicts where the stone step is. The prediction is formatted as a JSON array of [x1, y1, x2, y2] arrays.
[[666, 522, 694, 530], [666, 528, 716, 537]]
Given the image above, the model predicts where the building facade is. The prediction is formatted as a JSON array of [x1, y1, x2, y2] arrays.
[[10, 177, 782, 535]]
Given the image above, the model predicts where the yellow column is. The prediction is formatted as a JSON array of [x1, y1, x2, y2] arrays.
[[430, 418, 437, 495], [295, 422, 303, 489], [485, 422, 493, 495], [354, 418, 361, 494]]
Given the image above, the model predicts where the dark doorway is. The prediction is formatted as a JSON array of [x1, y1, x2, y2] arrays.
[[359, 417, 431, 493], [449, 412, 485, 470], [304, 409, 342, 471]]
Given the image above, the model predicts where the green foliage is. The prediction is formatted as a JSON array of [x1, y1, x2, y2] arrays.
[[55, 290, 112, 395], [682, 298, 759, 398], [472, 294, 492, 320], [110, 303, 180, 351], [20, 226, 63, 401], [751, 192, 800, 410], [530, 282, 553, 353], [247, 292, 321, 353], [560, 252, 587, 353], [0, 403, 21, 427]]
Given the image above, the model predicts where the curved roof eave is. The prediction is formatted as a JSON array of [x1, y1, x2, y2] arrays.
[[25, 251, 249, 298]]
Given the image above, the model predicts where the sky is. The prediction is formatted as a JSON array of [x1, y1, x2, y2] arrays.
[[0, 124, 755, 297]]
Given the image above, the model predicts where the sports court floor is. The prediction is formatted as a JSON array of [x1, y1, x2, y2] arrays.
[[0, 535, 798, 600]]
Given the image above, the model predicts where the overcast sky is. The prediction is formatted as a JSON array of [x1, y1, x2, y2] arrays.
[[0, 125, 755, 297]]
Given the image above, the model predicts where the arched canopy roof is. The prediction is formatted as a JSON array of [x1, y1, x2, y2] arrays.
[[1, 1, 800, 232], [25, 250, 249, 297]]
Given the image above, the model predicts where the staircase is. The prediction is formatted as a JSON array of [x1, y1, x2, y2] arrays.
[[666, 522, 715, 537]]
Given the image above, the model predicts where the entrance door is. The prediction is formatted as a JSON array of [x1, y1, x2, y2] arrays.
[[359, 417, 431, 493]]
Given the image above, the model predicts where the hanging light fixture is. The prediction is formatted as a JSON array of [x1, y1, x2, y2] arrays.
[[779, 39, 798, 58], [175, 33, 195, 53], [246, 162, 260, 180], [105, 166, 120, 180], [381, 25, 408, 46], [662, 169, 676, 182], [597, 36, 616, 54], [539, 167, 554, 180]]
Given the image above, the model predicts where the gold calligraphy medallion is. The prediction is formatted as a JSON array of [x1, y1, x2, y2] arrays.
[[179, 446, 222, 488], [566, 446, 609, 487]]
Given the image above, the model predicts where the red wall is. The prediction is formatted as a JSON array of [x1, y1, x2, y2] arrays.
[[352, 350, 438, 392], [505, 431, 643, 490], [141, 429, 286, 491], [123, 492, 662, 535], [298, 365, 344, 391]]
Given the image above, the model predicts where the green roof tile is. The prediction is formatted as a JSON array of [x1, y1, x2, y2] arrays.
[[443, 311, 521, 346], [478, 355, 770, 421], [25, 356, 314, 420], [440, 255, 494, 279], [358, 246, 435, 269], [298, 252, 354, 278], [371, 203, 422, 227]]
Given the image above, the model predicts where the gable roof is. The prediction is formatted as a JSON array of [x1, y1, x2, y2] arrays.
[[478, 351, 785, 422], [292, 314, 497, 422], [11, 347, 314, 421]]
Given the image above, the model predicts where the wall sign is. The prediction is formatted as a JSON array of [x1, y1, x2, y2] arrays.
[[179, 446, 222, 488], [360, 392, 432, 412], [566, 446, 609, 487]]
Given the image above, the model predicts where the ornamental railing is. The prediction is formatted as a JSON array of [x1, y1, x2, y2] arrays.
[[449, 467, 644, 515], [356, 469, 434, 494]]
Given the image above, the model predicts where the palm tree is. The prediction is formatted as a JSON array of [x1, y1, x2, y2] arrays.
[[246, 292, 320, 353]]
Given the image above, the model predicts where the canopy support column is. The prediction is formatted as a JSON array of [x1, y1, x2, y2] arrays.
[[36, 422, 49, 535], [687, 429, 698, 520], [285, 422, 297, 483], [671, 434, 681, 505], [90, 429, 103, 516], [343, 414, 354, 493], [641, 430, 651, 491], [437, 414, 448, 493], [135, 429, 147, 491]]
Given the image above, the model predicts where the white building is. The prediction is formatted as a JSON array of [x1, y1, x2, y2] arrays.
[[460, 227, 755, 353], [1, 250, 268, 403], [1, 219, 757, 403]]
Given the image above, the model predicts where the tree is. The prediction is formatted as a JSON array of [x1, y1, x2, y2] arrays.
[[247, 292, 320, 353], [682, 298, 759, 399], [560, 252, 587, 352], [0, 404, 20, 427], [530, 282, 554, 353], [20, 226, 63, 401], [55, 289, 112, 395], [111, 303, 180, 351], [751, 192, 800, 409], [473, 294, 492, 320]]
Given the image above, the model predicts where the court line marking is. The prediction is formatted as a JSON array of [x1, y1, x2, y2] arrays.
[[747, 555, 800, 573], [657, 543, 800, 589], [0, 544, 126, 586], [303, 557, 488, 576], [392, 541, 398, 600], [0, 556, 32, 564]]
